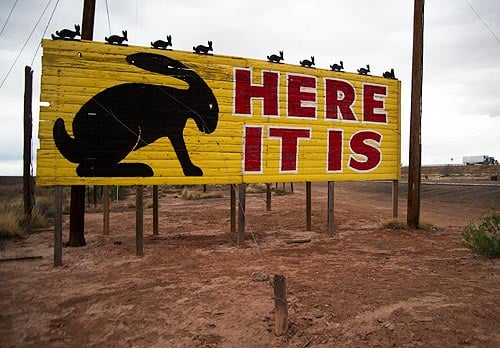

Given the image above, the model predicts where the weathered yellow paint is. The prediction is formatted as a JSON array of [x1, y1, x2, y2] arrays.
[[37, 39, 401, 186]]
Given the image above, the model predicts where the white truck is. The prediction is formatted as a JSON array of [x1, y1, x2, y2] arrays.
[[463, 155, 498, 165]]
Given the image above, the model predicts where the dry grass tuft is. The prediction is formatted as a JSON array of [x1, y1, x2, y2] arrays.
[[380, 219, 439, 232], [181, 188, 224, 200]]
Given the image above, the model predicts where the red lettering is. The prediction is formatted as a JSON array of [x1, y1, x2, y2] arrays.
[[243, 126, 263, 172], [234, 68, 279, 116], [349, 131, 382, 171], [327, 129, 343, 172], [287, 74, 316, 118], [325, 79, 357, 121], [363, 83, 387, 124], [268, 127, 311, 172]]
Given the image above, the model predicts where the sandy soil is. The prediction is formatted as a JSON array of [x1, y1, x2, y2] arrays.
[[1, 181, 499, 347]]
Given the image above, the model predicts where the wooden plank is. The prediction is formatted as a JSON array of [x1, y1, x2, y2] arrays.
[[266, 183, 271, 211], [306, 182, 312, 231], [392, 180, 399, 219], [153, 185, 159, 235], [54, 186, 63, 266], [136, 185, 144, 256], [230, 184, 236, 235], [237, 184, 246, 245], [103, 186, 109, 235], [327, 181, 335, 235]]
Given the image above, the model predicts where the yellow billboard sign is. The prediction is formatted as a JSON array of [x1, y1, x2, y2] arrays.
[[37, 39, 400, 186]]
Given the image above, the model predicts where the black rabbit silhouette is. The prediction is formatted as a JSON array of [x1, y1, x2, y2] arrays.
[[330, 60, 344, 72], [51, 24, 81, 40], [53, 52, 219, 177], [383, 68, 396, 79], [357, 64, 370, 75], [267, 51, 283, 63], [105, 30, 128, 45], [151, 35, 172, 50], [193, 41, 213, 54], [299, 56, 315, 68]]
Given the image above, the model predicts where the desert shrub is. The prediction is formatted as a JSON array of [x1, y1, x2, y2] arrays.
[[35, 195, 55, 218], [0, 209, 23, 238], [462, 204, 500, 258], [0, 197, 51, 239], [181, 187, 224, 200], [380, 219, 438, 232]]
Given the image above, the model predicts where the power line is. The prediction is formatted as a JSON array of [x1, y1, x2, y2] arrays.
[[464, 0, 500, 47], [31, 0, 60, 67], [105, 0, 111, 35], [0, 0, 19, 39], [322, 0, 367, 55], [0, 0, 52, 89]]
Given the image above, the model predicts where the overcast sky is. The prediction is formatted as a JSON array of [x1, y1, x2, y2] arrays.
[[0, 0, 499, 176]]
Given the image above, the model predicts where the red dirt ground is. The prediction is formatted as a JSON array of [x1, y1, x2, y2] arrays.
[[1, 180, 499, 347]]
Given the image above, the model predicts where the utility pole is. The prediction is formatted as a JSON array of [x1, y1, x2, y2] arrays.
[[68, 0, 96, 246], [407, 0, 424, 228], [23, 66, 34, 220]]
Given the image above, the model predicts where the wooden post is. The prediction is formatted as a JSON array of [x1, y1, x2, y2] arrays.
[[392, 180, 399, 219], [103, 186, 109, 235], [153, 185, 159, 235], [407, 0, 424, 229], [237, 184, 246, 245], [23, 66, 34, 220], [136, 185, 144, 256], [230, 184, 236, 235], [273, 274, 288, 336], [266, 183, 271, 211], [68, 0, 96, 247], [327, 181, 335, 235], [306, 182, 312, 231], [54, 186, 63, 266]]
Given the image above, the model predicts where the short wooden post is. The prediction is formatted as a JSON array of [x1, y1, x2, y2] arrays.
[[392, 180, 398, 219], [266, 183, 271, 211], [306, 182, 312, 231], [273, 274, 288, 336], [153, 185, 159, 235], [136, 185, 144, 256], [54, 186, 63, 266], [230, 184, 236, 235], [327, 181, 335, 235], [103, 186, 109, 235], [237, 184, 246, 245]]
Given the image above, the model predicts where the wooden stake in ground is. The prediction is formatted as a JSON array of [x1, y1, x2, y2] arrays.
[[273, 274, 288, 336]]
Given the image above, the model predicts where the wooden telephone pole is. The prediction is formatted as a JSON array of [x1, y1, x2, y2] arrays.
[[68, 0, 96, 246], [407, 0, 424, 228]]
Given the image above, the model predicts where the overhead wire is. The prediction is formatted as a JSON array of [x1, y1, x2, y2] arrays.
[[322, 0, 367, 55], [464, 0, 500, 47], [105, 0, 112, 35], [31, 0, 60, 67], [0, 0, 19, 39], [0, 0, 52, 89]]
